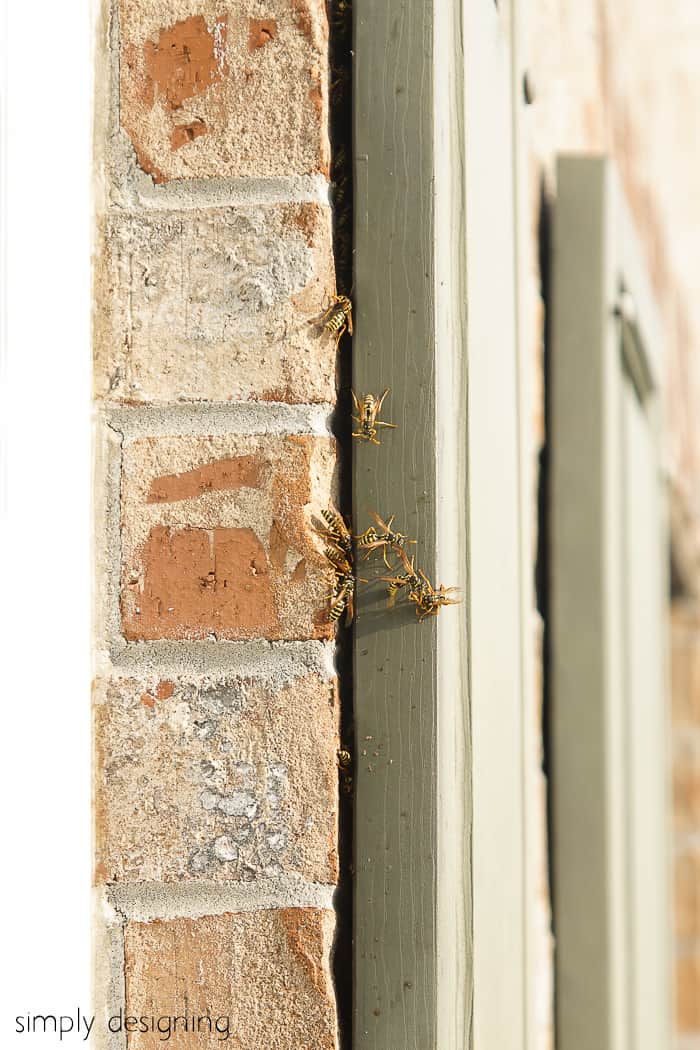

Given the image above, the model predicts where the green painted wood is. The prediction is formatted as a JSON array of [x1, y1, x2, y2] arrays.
[[552, 156, 614, 1050], [621, 378, 670, 1050], [352, 3, 533, 1048], [551, 155, 670, 1050], [352, 4, 438, 1050]]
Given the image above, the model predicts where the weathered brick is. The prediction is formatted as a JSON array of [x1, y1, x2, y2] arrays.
[[123, 910, 338, 1048], [677, 950, 700, 1033], [94, 671, 339, 884], [94, 204, 336, 405], [119, 433, 336, 641], [676, 851, 700, 940], [672, 605, 700, 727], [673, 735, 700, 834], [118, 0, 329, 181]]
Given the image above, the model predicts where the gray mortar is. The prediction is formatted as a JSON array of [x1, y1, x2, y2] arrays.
[[94, 421, 124, 659], [124, 173, 332, 211], [93, 890, 127, 1050], [106, 877, 336, 922], [104, 402, 335, 440], [106, 640, 336, 683]]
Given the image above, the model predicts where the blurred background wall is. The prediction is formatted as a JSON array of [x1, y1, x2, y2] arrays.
[[523, 3, 700, 1046]]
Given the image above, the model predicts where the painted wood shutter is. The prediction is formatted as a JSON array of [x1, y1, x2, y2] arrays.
[[551, 154, 671, 1050]]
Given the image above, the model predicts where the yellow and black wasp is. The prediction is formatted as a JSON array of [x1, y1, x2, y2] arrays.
[[355, 512, 416, 568], [379, 549, 426, 608], [351, 388, 397, 446], [380, 549, 459, 620], [337, 748, 353, 796], [323, 545, 364, 625], [308, 294, 353, 348], [410, 577, 461, 620], [315, 507, 353, 559]]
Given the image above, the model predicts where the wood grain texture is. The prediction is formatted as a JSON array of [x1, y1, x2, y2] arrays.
[[352, 4, 533, 1048], [353, 3, 437, 1049]]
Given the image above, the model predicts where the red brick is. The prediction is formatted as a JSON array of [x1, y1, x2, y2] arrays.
[[119, 434, 336, 642], [118, 0, 329, 181], [123, 910, 338, 1048]]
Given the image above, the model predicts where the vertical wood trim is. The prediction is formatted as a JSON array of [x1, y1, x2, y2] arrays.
[[353, 5, 438, 1049], [463, 2, 527, 1047], [510, 1, 543, 1046], [551, 156, 616, 1049], [434, 0, 472, 1047], [551, 155, 670, 1050], [353, 4, 530, 1047]]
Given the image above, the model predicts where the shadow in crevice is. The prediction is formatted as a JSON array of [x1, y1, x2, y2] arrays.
[[534, 173, 556, 979], [327, 2, 354, 1049]]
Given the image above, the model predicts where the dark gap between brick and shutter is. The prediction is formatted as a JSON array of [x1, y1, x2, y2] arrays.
[[535, 177, 556, 936], [327, 2, 354, 1048]]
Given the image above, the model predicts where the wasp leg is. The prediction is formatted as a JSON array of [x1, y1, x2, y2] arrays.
[[381, 547, 395, 570], [334, 323, 347, 350], [374, 421, 398, 429]]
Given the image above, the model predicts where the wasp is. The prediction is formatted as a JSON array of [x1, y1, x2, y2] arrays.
[[351, 389, 397, 445], [329, 559, 356, 624], [380, 550, 459, 619], [308, 294, 353, 348], [329, 0, 352, 30], [323, 543, 351, 573], [353, 523, 379, 549], [411, 582, 461, 621], [323, 547, 364, 625], [337, 748, 352, 769], [379, 550, 426, 607], [315, 507, 353, 559], [356, 512, 416, 568], [337, 748, 353, 795]]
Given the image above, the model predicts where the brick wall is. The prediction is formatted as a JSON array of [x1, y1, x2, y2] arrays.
[[672, 603, 700, 1049], [93, 2, 342, 1046]]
